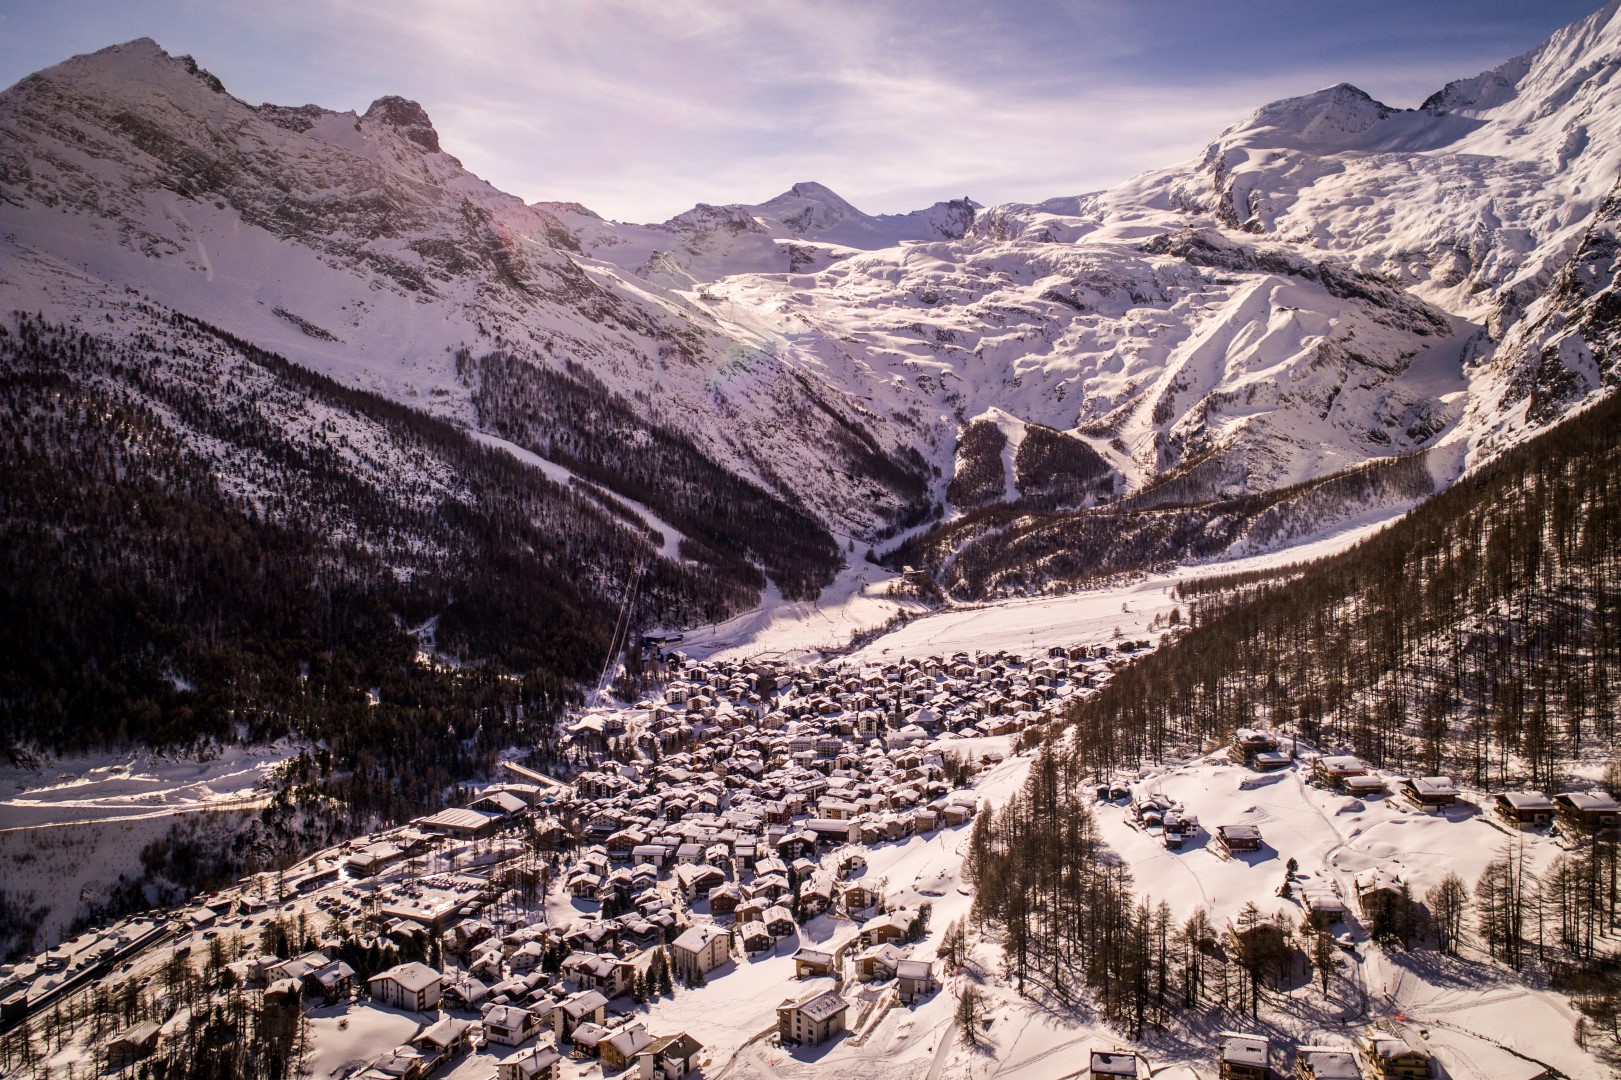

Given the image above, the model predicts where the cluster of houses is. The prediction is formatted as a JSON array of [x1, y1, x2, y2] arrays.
[[92, 648, 1103, 1076], [1087, 1028, 1456, 1079], [1224, 728, 1619, 841], [576, 645, 1128, 762]]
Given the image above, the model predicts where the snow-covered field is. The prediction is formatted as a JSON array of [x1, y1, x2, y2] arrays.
[[690, 746, 1602, 1080], [687, 500, 1412, 666], [0, 742, 288, 830]]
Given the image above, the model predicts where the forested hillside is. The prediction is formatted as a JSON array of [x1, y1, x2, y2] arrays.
[[0, 308, 789, 820], [1056, 391, 1621, 786], [961, 393, 1621, 1051]]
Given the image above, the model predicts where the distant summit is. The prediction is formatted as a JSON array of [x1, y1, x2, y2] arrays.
[[363, 95, 441, 153]]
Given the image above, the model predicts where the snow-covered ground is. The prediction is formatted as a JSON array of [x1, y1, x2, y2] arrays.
[[696, 743, 1603, 1080], [687, 499, 1412, 666], [0, 742, 289, 829]]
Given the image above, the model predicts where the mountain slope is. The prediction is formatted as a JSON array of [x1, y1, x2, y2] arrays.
[[1, 4, 1619, 669], [0, 39, 933, 555]]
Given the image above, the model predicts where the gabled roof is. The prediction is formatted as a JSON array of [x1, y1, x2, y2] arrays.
[[562, 989, 609, 1016], [671, 924, 727, 953]]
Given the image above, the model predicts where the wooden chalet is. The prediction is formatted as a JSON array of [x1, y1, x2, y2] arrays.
[[1296, 1045, 1359, 1079], [1312, 755, 1368, 788], [1216, 824, 1263, 855], [1217, 1031, 1269, 1080], [1088, 1049, 1141, 1078], [1401, 776, 1460, 808], [107, 1021, 160, 1068], [1493, 791, 1556, 829], [1554, 791, 1621, 837], [1361, 1034, 1433, 1079]]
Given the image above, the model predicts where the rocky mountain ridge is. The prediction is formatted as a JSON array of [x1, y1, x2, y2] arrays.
[[2, 5, 1619, 624]]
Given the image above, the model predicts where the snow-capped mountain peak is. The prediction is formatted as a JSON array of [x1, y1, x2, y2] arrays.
[[4, 4, 1621, 611], [751, 180, 865, 234], [1226, 82, 1397, 150]]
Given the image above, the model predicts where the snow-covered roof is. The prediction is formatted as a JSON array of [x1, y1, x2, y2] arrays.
[[671, 925, 727, 953], [1497, 791, 1554, 810], [782, 988, 847, 1023], [1217, 1031, 1268, 1067], [370, 961, 440, 993]]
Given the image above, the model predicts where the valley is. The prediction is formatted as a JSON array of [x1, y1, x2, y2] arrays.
[[2, 2, 1621, 1077]]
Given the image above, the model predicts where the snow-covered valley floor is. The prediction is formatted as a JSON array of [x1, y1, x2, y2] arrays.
[[687, 499, 1415, 666]]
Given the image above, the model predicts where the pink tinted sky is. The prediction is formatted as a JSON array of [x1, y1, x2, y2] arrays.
[[0, 0, 1607, 220]]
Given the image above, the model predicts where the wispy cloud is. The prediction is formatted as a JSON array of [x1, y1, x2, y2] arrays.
[[0, 0, 1606, 220]]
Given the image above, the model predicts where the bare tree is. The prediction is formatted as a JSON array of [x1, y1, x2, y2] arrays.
[[1427, 871, 1468, 956]]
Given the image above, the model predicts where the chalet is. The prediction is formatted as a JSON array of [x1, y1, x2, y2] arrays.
[[560, 989, 609, 1038], [1088, 1050, 1141, 1078], [670, 925, 730, 979], [481, 1003, 541, 1047], [369, 962, 442, 1012], [776, 831, 817, 861], [1402, 776, 1460, 809], [1342, 774, 1387, 797], [601, 1021, 654, 1071], [799, 876, 835, 917], [1228, 914, 1290, 958], [496, 1046, 562, 1080], [777, 988, 849, 1046], [708, 884, 744, 917], [895, 958, 937, 1003], [1300, 888, 1349, 930], [793, 947, 836, 978], [107, 1020, 161, 1068], [572, 1021, 612, 1058], [637, 1032, 704, 1080], [1217, 1031, 1269, 1080], [854, 943, 905, 982], [607, 829, 647, 856], [1361, 1033, 1433, 1079], [1231, 728, 1280, 765], [1554, 791, 1621, 837], [1162, 811, 1193, 850], [1494, 791, 1556, 829], [444, 976, 489, 1010], [763, 905, 797, 938], [739, 921, 774, 954], [362, 1047, 425, 1079], [1313, 756, 1368, 789], [841, 883, 879, 912], [861, 910, 913, 946], [410, 1017, 471, 1071], [749, 874, 790, 902], [1216, 824, 1263, 855], [805, 819, 853, 844], [1296, 1046, 1360, 1079], [1355, 866, 1406, 921], [674, 863, 726, 901]]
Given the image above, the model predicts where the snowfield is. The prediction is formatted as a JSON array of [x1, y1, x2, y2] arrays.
[[686, 497, 1414, 666]]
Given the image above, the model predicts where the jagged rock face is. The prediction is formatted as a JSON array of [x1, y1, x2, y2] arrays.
[[363, 95, 441, 153], [3, 5, 1621, 606], [1491, 175, 1621, 426]]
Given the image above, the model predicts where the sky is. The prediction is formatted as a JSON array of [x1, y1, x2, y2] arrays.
[[0, 0, 1608, 222]]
